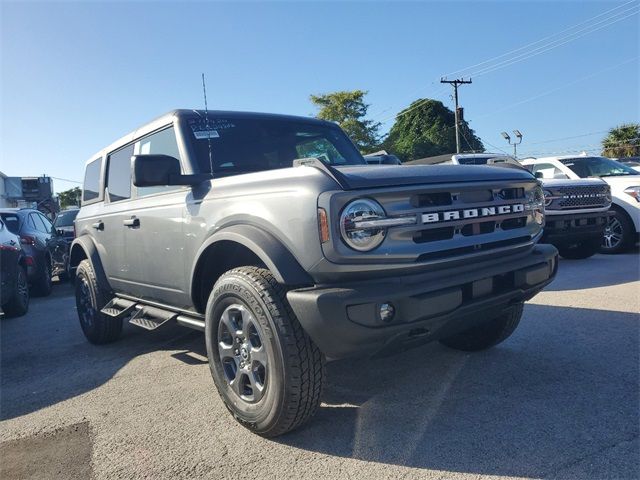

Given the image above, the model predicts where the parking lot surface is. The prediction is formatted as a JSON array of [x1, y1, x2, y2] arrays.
[[1, 252, 639, 479]]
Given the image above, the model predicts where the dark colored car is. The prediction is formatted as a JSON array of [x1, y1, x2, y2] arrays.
[[54, 208, 79, 279], [0, 209, 66, 296], [0, 218, 29, 317]]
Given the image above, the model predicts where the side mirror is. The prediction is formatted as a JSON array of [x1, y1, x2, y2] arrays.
[[534, 171, 544, 179], [132, 155, 211, 187]]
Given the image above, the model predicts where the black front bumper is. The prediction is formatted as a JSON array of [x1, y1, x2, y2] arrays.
[[287, 244, 558, 360], [542, 211, 610, 247]]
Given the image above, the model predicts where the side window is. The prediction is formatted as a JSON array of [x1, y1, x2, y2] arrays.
[[107, 144, 135, 202], [134, 127, 183, 197], [533, 163, 567, 179], [83, 158, 102, 203], [38, 213, 54, 234], [30, 213, 48, 234]]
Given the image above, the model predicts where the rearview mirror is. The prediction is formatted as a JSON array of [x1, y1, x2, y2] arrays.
[[132, 155, 211, 187]]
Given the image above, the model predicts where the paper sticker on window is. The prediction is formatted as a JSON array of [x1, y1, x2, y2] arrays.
[[193, 129, 220, 140]]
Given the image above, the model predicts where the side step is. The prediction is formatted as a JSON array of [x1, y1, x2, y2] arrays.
[[101, 298, 137, 319], [129, 305, 178, 331]]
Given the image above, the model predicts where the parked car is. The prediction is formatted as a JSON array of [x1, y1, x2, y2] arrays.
[[69, 109, 557, 437], [613, 156, 640, 173], [409, 153, 612, 259], [54, 207, 79, 279], [363, 152, 402, 165], [0, 218, 29, 317], [0, 208, 66, 295], [521, 155, 639, 253]]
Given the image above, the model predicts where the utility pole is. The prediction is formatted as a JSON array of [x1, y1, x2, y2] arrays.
[[440, 77, 472, 153]]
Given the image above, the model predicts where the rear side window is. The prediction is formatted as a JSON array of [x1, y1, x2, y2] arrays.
[[0, 213, 20, 234], [107, 144, 135, 202], [83, 158, 102, 203]]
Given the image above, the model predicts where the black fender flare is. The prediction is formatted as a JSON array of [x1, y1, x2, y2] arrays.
[[190, 224, 313, 291], [69, 235, 112, 291]]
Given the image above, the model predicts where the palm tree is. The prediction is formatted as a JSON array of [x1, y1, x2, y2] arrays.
[[601, 124, 640, 158]]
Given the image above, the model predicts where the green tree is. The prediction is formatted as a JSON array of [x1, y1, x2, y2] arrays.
[[310, 90, 381, 153], [384, 99, 484, 162], [58, 186, 82, 209], [601, 124, 640, 158]]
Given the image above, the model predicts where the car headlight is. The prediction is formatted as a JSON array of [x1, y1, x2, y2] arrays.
[[623, 186, 640, 202], [525, 186, 545, 225], [339, 199, 387, 251]]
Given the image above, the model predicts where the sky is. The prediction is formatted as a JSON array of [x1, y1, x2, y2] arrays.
[[1, 0, 638, 193]]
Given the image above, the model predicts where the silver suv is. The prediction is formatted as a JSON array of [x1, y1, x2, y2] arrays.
[[71, 110, 557, 436]]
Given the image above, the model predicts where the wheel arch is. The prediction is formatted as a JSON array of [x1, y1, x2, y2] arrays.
[[611, 201, 639, 234], [69, 236, 112, 291], [190, 225, 313, 313]]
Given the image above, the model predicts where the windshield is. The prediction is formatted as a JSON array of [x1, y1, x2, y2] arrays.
[[561, 156, 639, 177], [187, 116, 366, 175], [0, 213, 20, 234], [54, 209, 79, 227]]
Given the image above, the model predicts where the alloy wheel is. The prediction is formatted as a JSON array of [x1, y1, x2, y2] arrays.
[[217, 304, 268, 403], [603, 216, 624, 250], [77, 278, 95, 328]]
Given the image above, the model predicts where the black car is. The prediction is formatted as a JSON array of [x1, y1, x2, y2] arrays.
[[0, 209, 66, 296], [54, 208, 79, 279], [0, 218, 29, 317]]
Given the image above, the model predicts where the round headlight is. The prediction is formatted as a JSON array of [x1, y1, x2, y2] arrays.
[[339, 199, 386, 251], [528, 186, 545, 225]]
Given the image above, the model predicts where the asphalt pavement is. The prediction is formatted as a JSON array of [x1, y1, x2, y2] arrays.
[[1, 251, 639, 479]]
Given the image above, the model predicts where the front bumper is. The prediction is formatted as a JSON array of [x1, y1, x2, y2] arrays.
[[287, 244, 558, 360], [542, 211, 611, 247]]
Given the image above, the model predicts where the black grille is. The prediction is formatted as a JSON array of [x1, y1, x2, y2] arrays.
[[553, 185, 609, 209]]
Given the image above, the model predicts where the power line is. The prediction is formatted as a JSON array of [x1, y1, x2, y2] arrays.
[[50, 176, 82, 184], [444, 0, 639, 78]]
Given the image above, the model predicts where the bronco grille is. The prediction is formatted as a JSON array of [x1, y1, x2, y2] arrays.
[[551, 185, 610, 210], [325, 180, 543, 264]]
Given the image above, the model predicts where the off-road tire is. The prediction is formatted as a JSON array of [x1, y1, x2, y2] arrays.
[[3, 266, 29, 317], [600, 208, 635, 254], [75, 259, 121, 344], [439, 303, 524, 352], [33, 258, 53, 297], [559, 238, 600, 260], [205, 266, 325, 437]]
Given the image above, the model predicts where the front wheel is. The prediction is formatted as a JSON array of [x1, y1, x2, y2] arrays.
[[439, 303, 524, 352], [601, 209, 634, 254], [205, 266, 325, 437], [3, 266, 29, 317], [33, 259, 52, 297]]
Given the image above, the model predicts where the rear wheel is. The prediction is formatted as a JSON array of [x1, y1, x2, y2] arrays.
[[75, 259, 122, 344], [559, 238, 600, 260], [33, 259, 52, 297], [601, 209, 634, 254], [439, 303, 524, 352], [3, 266, 29, 317], [205, 266, 324, 437]]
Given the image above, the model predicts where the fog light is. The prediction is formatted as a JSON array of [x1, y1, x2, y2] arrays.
[[379, 302, 395, 323]]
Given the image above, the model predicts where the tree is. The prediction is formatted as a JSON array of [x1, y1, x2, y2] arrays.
[[383, 99, 484, 162], [58, 186, 82, 209], [601, 124, 640, 158], [310, 90, 381, 153]]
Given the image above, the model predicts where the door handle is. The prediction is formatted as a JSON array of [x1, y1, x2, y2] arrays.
[[123, 217, 140, 228], [92, 221, 104, 231]]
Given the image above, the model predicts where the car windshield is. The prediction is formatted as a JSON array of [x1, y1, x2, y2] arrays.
[[0, 213, 20, 234], [560, 156, 638, 177], [187, 116, 366, 175], [54, 210, 79, 227]]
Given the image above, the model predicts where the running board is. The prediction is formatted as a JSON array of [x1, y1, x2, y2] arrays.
[[101, 298, 137, 319], [129, 305, 178, 330]]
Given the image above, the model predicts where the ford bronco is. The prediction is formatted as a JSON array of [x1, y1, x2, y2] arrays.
[[71, 110, 557, 437]]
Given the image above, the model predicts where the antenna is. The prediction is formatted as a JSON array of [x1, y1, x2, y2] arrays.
[[201, 73, 214, 176]]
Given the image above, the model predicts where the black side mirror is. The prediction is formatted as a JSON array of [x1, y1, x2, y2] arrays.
[[132, 155, 211, 187], [534, 171, 544, 179]]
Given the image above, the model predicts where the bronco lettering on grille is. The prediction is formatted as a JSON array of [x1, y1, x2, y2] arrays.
[[422, 204, 525, 224]]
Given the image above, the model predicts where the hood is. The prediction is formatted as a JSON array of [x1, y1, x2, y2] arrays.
[[597, 174, 640, 188], [539, 178, 607, 187], [334, 164, 535, 189]]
